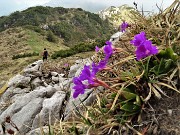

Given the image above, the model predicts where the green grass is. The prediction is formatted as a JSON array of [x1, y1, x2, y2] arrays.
[[26, 30, 68, 53], [0, 27, 68, 83]]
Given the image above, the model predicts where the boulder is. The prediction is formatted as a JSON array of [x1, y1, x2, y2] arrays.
[[23, 60, 43, 77], [110, 31, 123, 42], [51, 72, 58, 77], [32, 91, 66, 129], [0, 86, 57, 134], [12, 98, 43, 133], [1, 87, 31, 103], [31, 77, 43, 89], [8, 74, 31, 88]]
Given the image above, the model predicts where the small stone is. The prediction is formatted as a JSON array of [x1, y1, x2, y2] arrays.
[[51, 72, 58, 77], [52, 76, 59, 83], [167, 109, 173, 116]]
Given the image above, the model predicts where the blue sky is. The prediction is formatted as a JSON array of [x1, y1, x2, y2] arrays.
[[0, 0, 174, 16]]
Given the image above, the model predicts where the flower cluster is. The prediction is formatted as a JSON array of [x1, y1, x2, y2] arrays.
[[73, 41, 114, 98], [120, 21, 129, 32], [130, 32, 158, 60], [73, 31, 159, 98]]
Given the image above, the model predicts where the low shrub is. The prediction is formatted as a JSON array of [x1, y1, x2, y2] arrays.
[[46, 30, 58, 43], [51, 39, 106, 59], [12, 52, 39, 59]]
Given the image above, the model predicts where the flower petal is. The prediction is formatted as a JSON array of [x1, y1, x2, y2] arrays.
[[131, 31, 147, 47], [95, 46, 100, 52]]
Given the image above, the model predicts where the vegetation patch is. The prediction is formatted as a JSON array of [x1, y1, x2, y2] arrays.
[[12, 52, 39, 59], [51, 39, 106, 59]]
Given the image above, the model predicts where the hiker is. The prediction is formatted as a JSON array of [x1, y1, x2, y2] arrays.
[[42, 48, 48, 61]]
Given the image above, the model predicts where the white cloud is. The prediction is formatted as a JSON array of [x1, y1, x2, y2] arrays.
[[14, 0, 51, 6], [45, 0, 174, 13]]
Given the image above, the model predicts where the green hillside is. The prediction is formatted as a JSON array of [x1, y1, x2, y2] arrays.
[[0, 6, 114, 46], [0, 27, 68, 83]]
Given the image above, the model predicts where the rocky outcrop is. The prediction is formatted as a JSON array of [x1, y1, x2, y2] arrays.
[[0, 58, 97, 134], [98, 5, 139, 26]]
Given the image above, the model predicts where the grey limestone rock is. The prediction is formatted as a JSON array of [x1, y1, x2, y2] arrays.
[[8, 74, 31, 88], [32, 91, 66, 129]]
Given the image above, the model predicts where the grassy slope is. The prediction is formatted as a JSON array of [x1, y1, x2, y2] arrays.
[[0, 27, 68, 83]]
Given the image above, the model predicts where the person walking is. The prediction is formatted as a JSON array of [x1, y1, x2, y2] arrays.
[[42, 48, 48, 61]]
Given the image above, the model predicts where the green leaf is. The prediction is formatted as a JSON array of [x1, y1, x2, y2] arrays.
[[158, 48, 178, 61], [111, 93, 117, 99], [122, 90, 137, 100], [166, 47, 178, 61], [164, 59, 173, 70], [150, 58, 174, 75], [135, 95, 142, 106], [120, 102, 140, 112]]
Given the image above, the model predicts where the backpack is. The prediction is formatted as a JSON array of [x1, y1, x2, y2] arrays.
[[43, 51, 48, 57]]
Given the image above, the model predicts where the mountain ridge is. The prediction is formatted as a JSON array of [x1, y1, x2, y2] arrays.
[[98, 4, 140, 26]]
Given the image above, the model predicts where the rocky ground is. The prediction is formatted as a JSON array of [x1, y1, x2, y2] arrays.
[[0, 51, 99, 134]]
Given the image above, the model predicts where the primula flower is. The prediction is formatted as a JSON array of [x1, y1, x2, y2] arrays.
[[73, 77, 87, 98], [135, 40, 158, 60], [79, 65, 95, 84], [105, 41, 112, 46], [64, 63, 69, 67], [92, 60, 107, 74], [72, 62, 112, 98], [104, 41, 113, 60], [103, 41, 124, 60], [130, 31, 147, 47], [121, 21, 129, 32], [95, 46, 100, 52], [131, 31, 159, 60]]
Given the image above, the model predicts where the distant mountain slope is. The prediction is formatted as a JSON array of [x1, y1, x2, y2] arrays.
[[0, 27, 68, 83], [98, 5, 140, 26], [0, 6, 114, 46]]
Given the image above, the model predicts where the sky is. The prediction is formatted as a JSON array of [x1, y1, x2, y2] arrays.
[[0, 0, 174, 17]]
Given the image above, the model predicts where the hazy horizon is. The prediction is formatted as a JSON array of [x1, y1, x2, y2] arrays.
[[0, 0, 174, 17]]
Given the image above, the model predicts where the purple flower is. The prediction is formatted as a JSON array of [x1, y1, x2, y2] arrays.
[[73, 77, 87, 98], [72, 62, 113, 98], [79, 65, 95, 85], [104, 41, 113, 60], [121, 21, 129, 32], [95, 46, 100, 52], [135, 40, 158, 60], [131, 32, 159, 60], [64, 63, 69, 67], [105, 41, 112, 46], [92, 60, 107, 74], [130, 31, 147, 47]]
